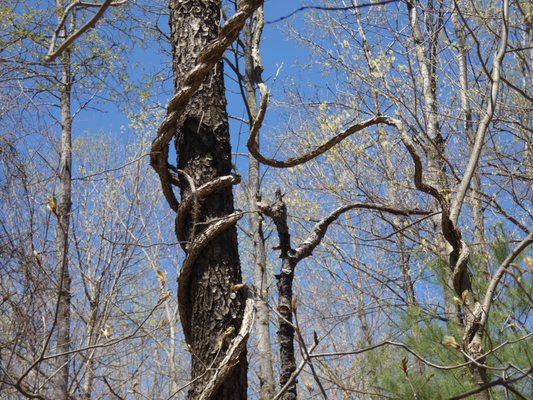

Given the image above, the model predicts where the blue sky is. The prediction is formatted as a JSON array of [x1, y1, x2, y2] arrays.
[[71, 1, 311, 145]]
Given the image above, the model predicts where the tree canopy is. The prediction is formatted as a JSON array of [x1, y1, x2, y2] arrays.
[[0, 0, 531, 399]]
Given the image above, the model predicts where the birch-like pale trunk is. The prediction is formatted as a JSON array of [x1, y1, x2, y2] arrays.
[[352, 0, 417, 307], [452, 2, 487, 270], [406, 0, 460, 327], [55, 1, 73, 397], [81, 300, 99, 400]]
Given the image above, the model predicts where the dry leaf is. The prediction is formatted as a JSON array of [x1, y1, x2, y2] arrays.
[[442, 335, 460, 350], [231, 283, 246, 292], [46, 196, 57, 213], [400, 357, 408, 376], [216, 326, 235, 349], [155, 269, 166, 286], [101, 323, 111, 339]]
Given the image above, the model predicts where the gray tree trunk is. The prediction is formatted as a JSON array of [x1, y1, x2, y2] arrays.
[[242, 8, 276, 399], [55, 1, 73, 397]]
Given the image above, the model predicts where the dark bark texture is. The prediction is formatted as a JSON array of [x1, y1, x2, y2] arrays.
[[259, 192, 297, 399], [169, 1, 247, 398]]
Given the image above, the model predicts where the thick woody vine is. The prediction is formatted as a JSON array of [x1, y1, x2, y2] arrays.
[[149, 0, 263, 392]]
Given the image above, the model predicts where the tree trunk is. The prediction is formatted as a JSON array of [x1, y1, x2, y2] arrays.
[[259, 193, 297, 399], [55, 1, 73, 397], [81, 300, 98, 400], [242, 8, 276, 399], [169, 1, 247, 398], [408, 1, 490, 397], [407, 0, 460, 327]]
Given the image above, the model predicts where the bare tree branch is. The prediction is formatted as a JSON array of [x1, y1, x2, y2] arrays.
[[44, 0, 129, 62], [450, 0, 510, 225], [480, 231, 533, 329], [293, 202, 432, 261], [448, 370, 531, 400], [248, 115, 392, 168]]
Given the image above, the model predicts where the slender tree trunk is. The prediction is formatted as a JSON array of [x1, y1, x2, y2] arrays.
[[259, 193, 297, 400], [452, 3, 487, 270], [169, 1, 247, 398], [81, 300, 98, 400], [408, 1, 491, 397], [451, 4, 493, 399], [277, 255, 297, 400], [55, 1, 73, 397], [407, 0, 460, 327], [242, 8, 276, 399], [352, 0, 417, 308]]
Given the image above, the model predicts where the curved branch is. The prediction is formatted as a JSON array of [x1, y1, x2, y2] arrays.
[[480, 231, 533, 329], [248, 115, 390, 168], [389, 116, 464, 255], [449, 370, 531, 400], [175, 174, 241, 247], [450, 0, 509, 225], [293, 202, 432, 261]]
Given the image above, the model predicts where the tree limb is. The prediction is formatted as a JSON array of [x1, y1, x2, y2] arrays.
[[293, 202, 431, 261], [450, 0, 509, 225], [480, 231, 533, 329], [45, 0, 128, 62]]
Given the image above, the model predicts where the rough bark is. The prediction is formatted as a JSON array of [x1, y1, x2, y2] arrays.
[[259, 192, 297, 400], [55, 1, 73, 397], [169, 1, 247, 398]]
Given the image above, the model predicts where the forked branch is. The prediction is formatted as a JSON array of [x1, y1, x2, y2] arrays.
[[45, 0, 129, 62]]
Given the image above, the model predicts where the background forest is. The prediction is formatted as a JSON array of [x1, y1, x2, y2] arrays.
[[0, 0, 531, 399]]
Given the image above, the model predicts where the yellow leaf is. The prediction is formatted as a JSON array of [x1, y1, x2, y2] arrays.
[[442, 335, 460, 350], [525, 256, 533, 273], [101, 323, 111, 339], [46, 196, 57, 213]]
